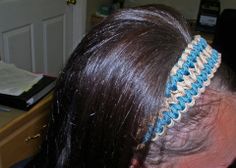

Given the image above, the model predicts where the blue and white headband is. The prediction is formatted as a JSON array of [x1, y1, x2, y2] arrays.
[[138, 35, 221, 149]]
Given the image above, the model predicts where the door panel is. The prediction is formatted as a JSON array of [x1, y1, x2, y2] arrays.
[[3, 25, 33, 71], [0, 0, 86, 76], [43, 15, 65, 76]]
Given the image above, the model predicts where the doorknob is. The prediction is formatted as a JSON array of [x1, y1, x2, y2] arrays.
[[67, 0, 76, 5]]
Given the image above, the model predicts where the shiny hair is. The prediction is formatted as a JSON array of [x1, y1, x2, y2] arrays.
[[27, 5, 235, 168]]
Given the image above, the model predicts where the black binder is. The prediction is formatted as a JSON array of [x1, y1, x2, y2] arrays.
[[0, 76, 56, 111]]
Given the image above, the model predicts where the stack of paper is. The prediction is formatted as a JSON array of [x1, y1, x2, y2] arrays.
[[0, 62, 56, 110], [0, 61, 43, 96]]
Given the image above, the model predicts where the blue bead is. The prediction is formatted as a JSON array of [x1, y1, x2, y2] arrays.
[[185, 91, 192, 102], [171, 84, 177, 91], [159, 112, 171, 126], [174, 104, 182, 111], [208, 60, 214, 69], [165, 82, 171, 97], [154, 119, 164, 133], [191, 83, 199, 91], [178, 97, 186, 110], [159, 118, 166, 126], [197, 75, 204, 83], [200, 38, 207, 46], [201, 73, 208, 81], [182, 62, 189, 70], [163, 113, 172, 125], [157, 125, 164, 134], [205, 66, 210, 73], [189, 88, 198, 96], [176, 73, 184, 82], [170, 103, 182, 117], [170, 110, 180, 119], [143, 125, 153, 143], [192, 57, 197, 63], [170, 104, 178, 113], [195, 80, 203, 88]]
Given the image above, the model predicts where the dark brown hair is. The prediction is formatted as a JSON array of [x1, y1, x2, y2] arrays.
[[27, 5, 235, 168]]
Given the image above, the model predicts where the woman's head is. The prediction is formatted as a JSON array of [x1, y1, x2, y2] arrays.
[[30, 5, 236, 168]]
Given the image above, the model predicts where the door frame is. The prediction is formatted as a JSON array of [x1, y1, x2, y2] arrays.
[[72, 0, 87, 51]]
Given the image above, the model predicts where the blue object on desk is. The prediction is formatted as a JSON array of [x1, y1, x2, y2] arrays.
[[10, 157, 32, 168]]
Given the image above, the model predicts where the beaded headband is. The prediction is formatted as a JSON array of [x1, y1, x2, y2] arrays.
[[137, 35, 221, 149]]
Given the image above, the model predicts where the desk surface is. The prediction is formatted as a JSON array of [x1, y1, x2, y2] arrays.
[[0, 107, 23, 128], [0, 93, 53, 168], [0, 93, 53, 142]]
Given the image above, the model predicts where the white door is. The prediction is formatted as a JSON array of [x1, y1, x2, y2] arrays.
[[0, 0, 86, 76]]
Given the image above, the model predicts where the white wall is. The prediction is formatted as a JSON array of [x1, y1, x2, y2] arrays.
[[125, 0, 236, 19]]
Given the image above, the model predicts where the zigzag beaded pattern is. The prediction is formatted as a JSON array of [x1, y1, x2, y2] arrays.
[[141, 36, 221, 144]]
